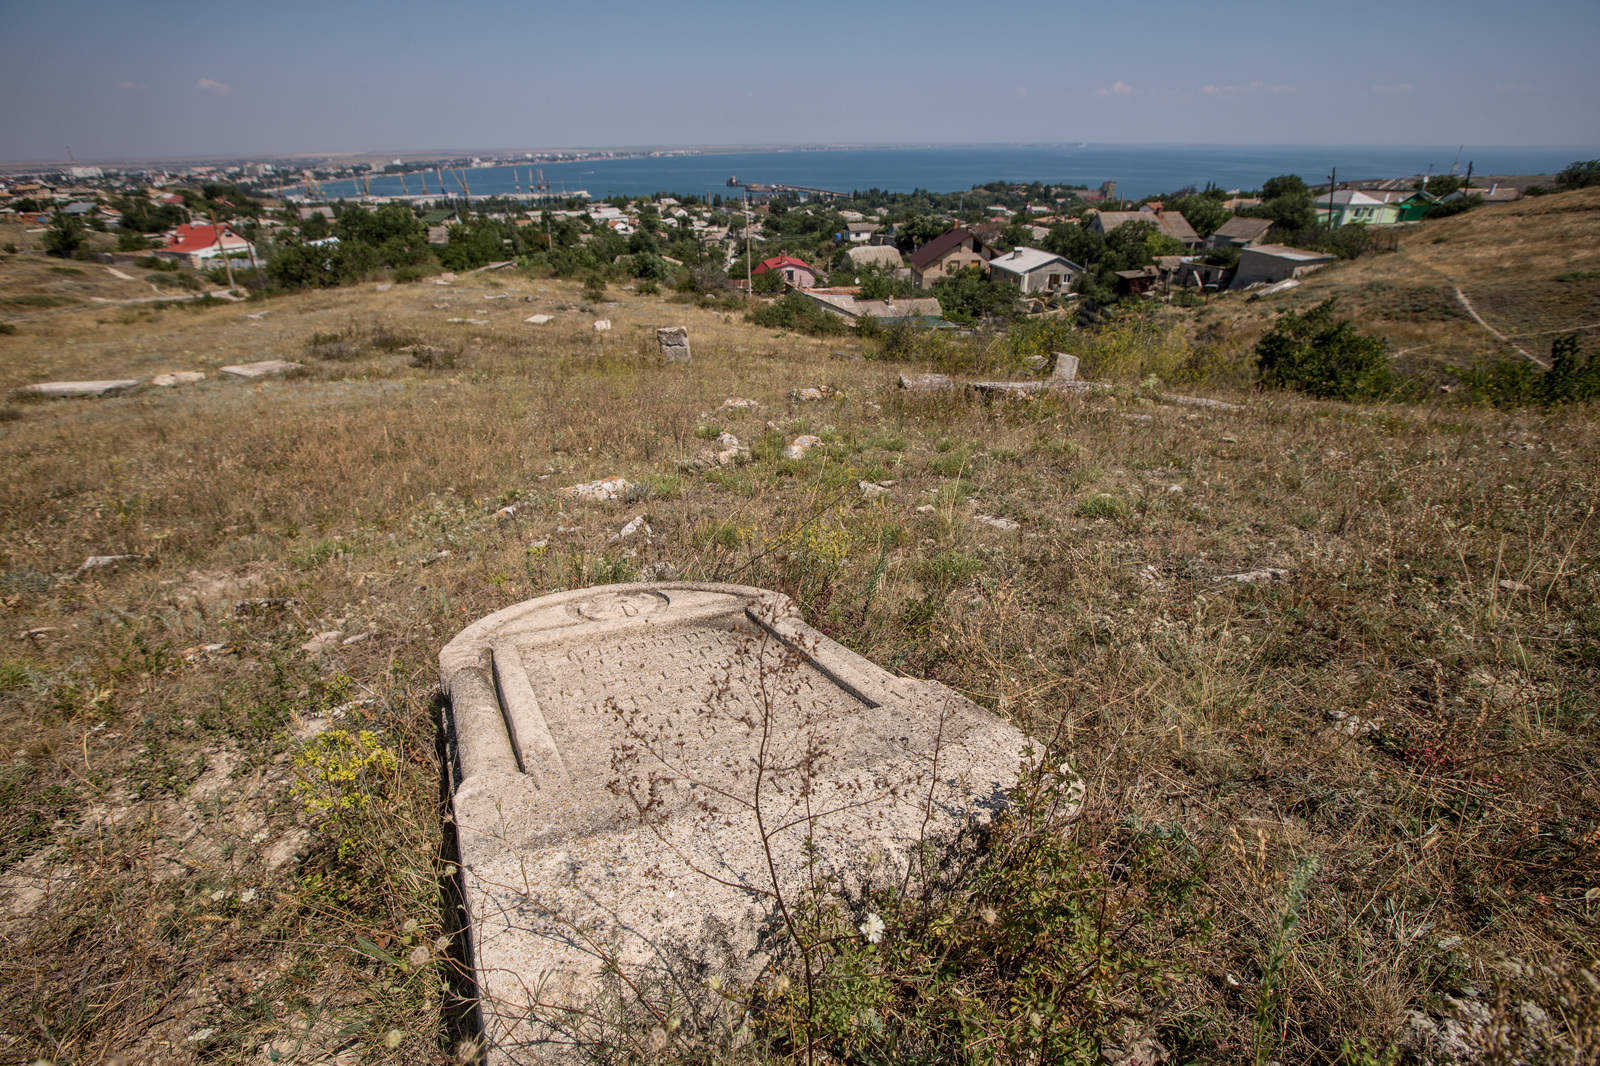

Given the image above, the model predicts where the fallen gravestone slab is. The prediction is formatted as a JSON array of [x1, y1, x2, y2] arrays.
[[22, 380, 141, 398], [656, 326, 691, 363], [525, 314, 553, 325], [151, 371, 206, 387], [898, 373, 953, 391], [1162, 393, 1243, 412], [219, 360, 302, 380], [439, 583, 1040, 1062]]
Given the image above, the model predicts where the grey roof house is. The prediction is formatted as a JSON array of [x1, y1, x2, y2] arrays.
[[1206, 217, 1275, 249], [986, 246, 1083, 294]]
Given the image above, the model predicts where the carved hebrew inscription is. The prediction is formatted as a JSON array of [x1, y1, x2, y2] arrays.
[[439, 583, 1035, 1063]]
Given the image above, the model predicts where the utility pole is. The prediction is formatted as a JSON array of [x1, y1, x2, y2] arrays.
[[1326, 167, 1338, 231], [208, 209, 236, 291], [745, 191, 752, 294]]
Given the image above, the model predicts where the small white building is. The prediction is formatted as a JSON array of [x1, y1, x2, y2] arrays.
[[1231, 244, 1335, 288], [986, 246, 1082, 294], [844, 220, 877, 244]]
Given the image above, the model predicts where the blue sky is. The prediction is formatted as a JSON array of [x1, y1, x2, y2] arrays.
[[2, 0, 1596, 161]]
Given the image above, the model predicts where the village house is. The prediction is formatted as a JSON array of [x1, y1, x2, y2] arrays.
[[1089, 209, 1201, 249], [1315, 190, 1399, 227], [753, 255, 816, 289], [986, 246, 1082, 295], [1230, 244, 1335, 288], [155, 222, 254, 268], [1206, 216, 1275, 249], [843, 220, 877, 244], [907, 227, 995, 289]]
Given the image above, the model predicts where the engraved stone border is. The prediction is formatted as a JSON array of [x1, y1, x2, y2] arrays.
[[439, 582, 1038, 1062]]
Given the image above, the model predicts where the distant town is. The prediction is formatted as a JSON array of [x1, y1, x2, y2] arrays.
[[1, 146, 1586, 329]]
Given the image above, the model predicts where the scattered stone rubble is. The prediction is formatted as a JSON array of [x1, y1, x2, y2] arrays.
[[784, 434, 823, 459], [557, 477, 630, 501], [789, 385, 841, 402]]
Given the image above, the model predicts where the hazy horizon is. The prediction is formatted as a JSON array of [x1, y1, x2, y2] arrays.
[[2, 0, 1596, 163]]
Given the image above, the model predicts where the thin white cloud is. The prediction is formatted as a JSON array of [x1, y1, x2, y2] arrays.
[[1269, 84, 1300, 94], [1372, 83, 1414, 93], [1093, 81, 1133, 98], [1202, 80, 1264, 95], [118, 81, 147, 90], [195, 78, 232, 95]]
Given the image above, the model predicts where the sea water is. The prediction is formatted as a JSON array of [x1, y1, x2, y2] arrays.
[[311, 143, 1594, 202]]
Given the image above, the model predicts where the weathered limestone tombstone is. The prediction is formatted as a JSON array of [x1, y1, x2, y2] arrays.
[[218, 359, 301, 380], [656, 326, 691, 363], [1051, 352, 1079, 382], [22, 380, 141, 398], [897, 372, 953, 391], [439, 583, 1039, 1062]]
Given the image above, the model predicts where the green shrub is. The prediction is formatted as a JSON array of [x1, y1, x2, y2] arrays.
[[1255, 299, 1393, 400], [747, 292, 851, 336]]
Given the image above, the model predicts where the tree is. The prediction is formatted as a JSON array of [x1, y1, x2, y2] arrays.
[[1042, 221, 1104, 268], [1102, 219, 1181, 271], [897, 214, 947, 248], [41, 210, 87, 258], [1261, 175, 1309, 200], [1554, 160, 1600, 191], [1255, 299, 1392, 400], [931, 265, 1020, 324], [300, 213, 331, 241], [1167, 194, 1231, 238]]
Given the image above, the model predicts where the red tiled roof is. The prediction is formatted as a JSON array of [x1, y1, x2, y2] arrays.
[[162, 222, 243, 254], [753, 255, 812, 275]]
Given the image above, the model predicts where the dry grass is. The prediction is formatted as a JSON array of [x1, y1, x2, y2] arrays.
[[0, 253, 1596, 1063], [1159, 188, 1600, 375]]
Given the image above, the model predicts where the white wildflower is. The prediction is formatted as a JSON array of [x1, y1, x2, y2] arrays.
[[859, 913, 885, 944], [408, 945, 429, 968], [239, 888, 258, 903], [209, 890, 226, 903]]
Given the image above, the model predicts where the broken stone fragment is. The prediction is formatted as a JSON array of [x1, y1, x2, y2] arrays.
[[75, 554, 139, 576], [151, 371, 206, 387], [524, 314, 553, 324], [593, 319, 611, 332], [610, 515, 651, 541], [1221, 569, 1289, 585], [859, 481, 890, 498], [789, 385, 841, 402], [973, 514, 1019, 531], [300, 631, 341, 655], [783, 434, 823, 459], [720, 397, 760, 410]]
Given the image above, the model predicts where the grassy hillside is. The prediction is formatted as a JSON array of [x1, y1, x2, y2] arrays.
[[0, 239, 1596, 1063], [1163, 188, 1600, 378]]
